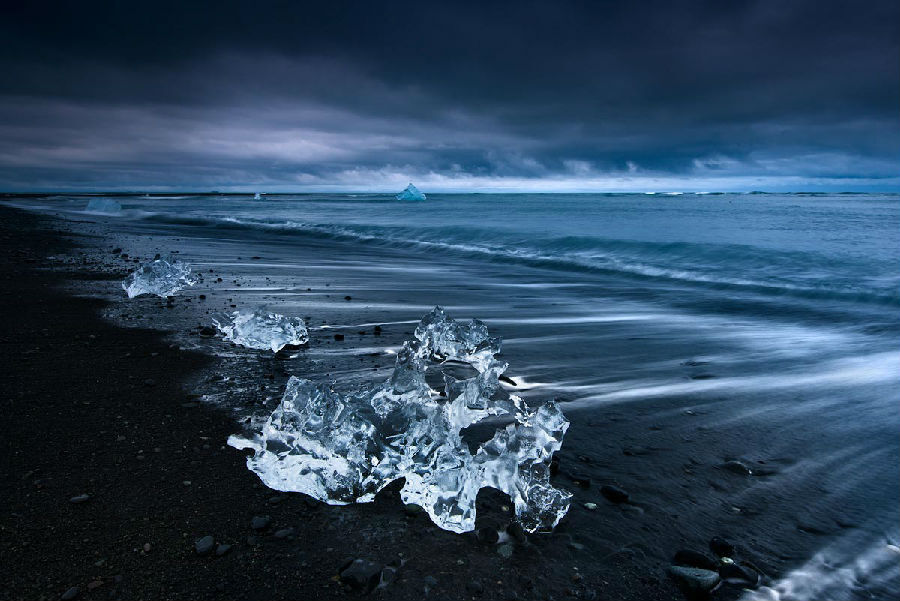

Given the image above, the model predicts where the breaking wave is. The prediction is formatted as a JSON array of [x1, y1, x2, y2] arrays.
[[136, 212, 900, 307]]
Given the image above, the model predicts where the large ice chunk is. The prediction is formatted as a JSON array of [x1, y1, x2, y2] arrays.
[[85, 198, 122, 214], [212, 309, 309, 352], [396, 183, 426, 201], [228, 306, 571, 534], [122, 258, 194, 298]]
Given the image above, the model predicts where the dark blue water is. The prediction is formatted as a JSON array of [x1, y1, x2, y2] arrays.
[[9, 192, 900, 600]]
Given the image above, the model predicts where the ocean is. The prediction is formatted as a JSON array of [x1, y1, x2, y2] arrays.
[[7, 191, 900, 600]]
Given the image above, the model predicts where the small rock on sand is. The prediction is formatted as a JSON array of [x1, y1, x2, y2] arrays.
[[667, 566, 720, 595], [600, 484, 629, 504], [194, 535, 215, 556]]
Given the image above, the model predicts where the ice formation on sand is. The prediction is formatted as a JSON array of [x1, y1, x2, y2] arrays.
[[85, 198, 122, 214], [122, 258, 194, 298], [229, 306, 571, 534], [396, 183, 426, 201], [212, 309, 309, 352]]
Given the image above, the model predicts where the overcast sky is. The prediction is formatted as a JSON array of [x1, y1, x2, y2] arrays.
[[1, 0, 897, 192]]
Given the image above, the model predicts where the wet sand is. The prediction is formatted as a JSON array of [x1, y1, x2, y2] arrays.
[[1, 204, 897, 601]]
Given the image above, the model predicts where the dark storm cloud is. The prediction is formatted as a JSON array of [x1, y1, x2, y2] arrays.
[[0, 0, 897, 190]]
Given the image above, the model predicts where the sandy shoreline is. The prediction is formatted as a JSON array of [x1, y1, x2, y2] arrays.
[[0, 206, 693, 600], [4, 203, 897, 601]]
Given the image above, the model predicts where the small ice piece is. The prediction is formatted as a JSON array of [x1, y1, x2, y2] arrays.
[[396, 183, 426, 201], [85, 198, 122, 214], [229, 306, 571, 534], [254, 192, 261, 200], [121, 258, 194, 298], [212, 309, 309, 352]]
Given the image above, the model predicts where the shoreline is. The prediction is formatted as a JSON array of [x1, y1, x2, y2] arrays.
[[0, 206, 687, 601], [3, 202, 897, 601]]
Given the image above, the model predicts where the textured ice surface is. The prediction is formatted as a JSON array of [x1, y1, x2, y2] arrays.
[[229, 306, 571, 533], [122, 258, 194, 298], [396, 183, 426, 201], [213, 309, 309, 352], [85, 198, 122, 214]]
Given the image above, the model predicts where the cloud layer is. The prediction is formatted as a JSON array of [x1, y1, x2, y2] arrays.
[[1, 1, 898, 191]]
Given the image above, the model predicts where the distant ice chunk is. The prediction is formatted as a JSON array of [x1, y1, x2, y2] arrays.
[[396, 183, 426, 201], [212, 309, 309, 352], [229, 306, 571, 534], [122, 258, 194, 298], [254, 192, 261, 200], [85, 198, 122, 214]]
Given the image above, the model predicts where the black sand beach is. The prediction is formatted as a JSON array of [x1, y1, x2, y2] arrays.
[[2, 201, 898, 601], [0, 206, 685, 601]]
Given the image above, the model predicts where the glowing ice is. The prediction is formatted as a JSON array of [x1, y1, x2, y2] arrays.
[[122, 258, 194, 298], [85, 198, 122, 214], [396, 183, 426, 201], [213, 309, 309, 352], [228, 306, 571, 533]]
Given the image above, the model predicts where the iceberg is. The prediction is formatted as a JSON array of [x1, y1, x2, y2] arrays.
[[212, 309, 309, 352], [122, 258, 194, 298], [85, 198, 122, 214], [228, 306, 571, 534], [396, 183, 426, 201]]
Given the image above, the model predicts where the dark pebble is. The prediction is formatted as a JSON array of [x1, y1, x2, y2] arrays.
[[215, 543, 232, 556], [709, 536, 735, 557], [722, 460, 752, 475], [333, 334, 344, 341], [344, 295, 352, 301], [250, 515, 271, 531], [673, 549, 719, 571], [667, 566, 720, 595], [194, 535, 215, 556], [273, 527, 294, 538], [476, 527, 499, 544], [60, 586, 80, 600], [340, 558, 383, 592], [570, 474, 591, 488], [600, 484, 630, 503], [199, 326, 216, 337], [373, 325, 382, 335], [720, 562, 759, 587], [69, 494, 90, 504], [466, 580, 485, 595]]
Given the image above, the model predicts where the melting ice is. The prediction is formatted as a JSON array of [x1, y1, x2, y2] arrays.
[[212, 309, 309, 352], [229, 306, 571, 534], [85, 198, 122, 214], [122, 258, 194, 298], [396, 183, 426, 201]]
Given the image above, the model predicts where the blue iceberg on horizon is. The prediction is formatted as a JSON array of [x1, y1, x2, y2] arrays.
[[396, 183, 426, 201]]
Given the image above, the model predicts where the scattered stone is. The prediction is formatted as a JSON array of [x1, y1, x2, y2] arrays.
[[600, 484, 629, 504], [344, 295, 352, 301], [667, 566, 720, 595], [273, 527, 294, 538], [194, 535, 215, 556], [709, 536, 735, 558], [142, 543, 152, 553], [250, 515, 271, 531], [333, 333, 344, 341], [497, 543, 514, 559], [404, 503, 424, 517], [69, 494, 90, 504], [722, 460, 752, 476], [476, 527, 499, 544], [583, 502, 598, 510], [143, 378, 156, 387], [506, 522, 527, 543], [466, 580, 485, 595], [340, 558, 383, 592], [60, 586, 80, 600], [86, 580, 103, 591], [373, 325, 382, 336], [198, 326, 216, 337], [673, 549, 719, 571], [569, 474, 591, 488], [215, 544, 232, 556], [719, 563, 759, 587]]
